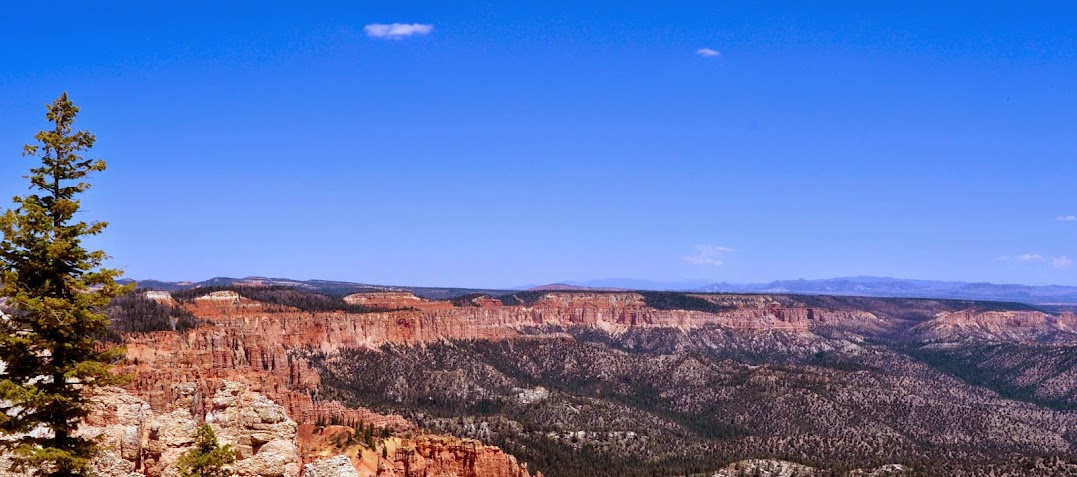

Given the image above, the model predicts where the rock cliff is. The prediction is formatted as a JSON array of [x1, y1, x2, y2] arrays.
[[123, 292, 866, 420], [298, 433, 537, 477], [0, 381, 300, 477], [119, 291, 559, 476], [913, 310, 1077, 343]]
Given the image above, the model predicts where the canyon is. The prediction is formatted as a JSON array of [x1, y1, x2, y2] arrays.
[[119, 290, 931, 419], [10, 285, 1077, 476]]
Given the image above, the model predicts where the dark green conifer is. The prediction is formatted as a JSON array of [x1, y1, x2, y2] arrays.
[[175, 424, 235, 477], [0, 93, 128, 477]]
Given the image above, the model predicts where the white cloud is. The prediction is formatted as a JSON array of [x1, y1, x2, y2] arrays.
[[1015, 254, 1045, 262], [696, 48, 721, 57], [364, 23, 434, 39], [1059, 216, 1077, 222], [683, 245, 733, 266], [999, 253, 1074, 270]]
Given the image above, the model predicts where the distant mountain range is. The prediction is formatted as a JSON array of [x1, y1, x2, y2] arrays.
[[545, 276, 1077, 306], [700, 277, 1077, 305], [119, 276, 512, 301], [123, 275, 1077, 307]]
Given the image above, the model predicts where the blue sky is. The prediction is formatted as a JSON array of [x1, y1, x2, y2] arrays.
[[2, 1, 1076, 288]]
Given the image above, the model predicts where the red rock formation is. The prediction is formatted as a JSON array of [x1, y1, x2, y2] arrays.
[[121, 314, 412, 432], [113, 290, 922, 476], [387, 435, 537, 477], [122, 291, 890, 428], [298, 430, 539, 477]]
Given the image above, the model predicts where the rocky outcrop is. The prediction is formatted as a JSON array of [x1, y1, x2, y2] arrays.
[[298, 434, 537, 477], [386, 435, 536, 477], [0, 381, 304, 477], [206, 381, 301, 477], [195, 290, 242, 303], [77, 387, 153, 477], [149, 381, 299, 477], [302, 456, 358, 477], [143, 290, 176, 305]]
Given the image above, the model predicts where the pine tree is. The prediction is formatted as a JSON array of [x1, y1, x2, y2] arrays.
[[0, 93, 128, 476], [176, 424, 235, 477]]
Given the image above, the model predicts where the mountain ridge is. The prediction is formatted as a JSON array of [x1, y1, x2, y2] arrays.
[[699, 276, 1077, 306], [122, 276, 1077, 307]]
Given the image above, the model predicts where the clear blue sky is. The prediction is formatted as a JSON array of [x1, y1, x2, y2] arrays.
[[2, 1, 1076, 288]]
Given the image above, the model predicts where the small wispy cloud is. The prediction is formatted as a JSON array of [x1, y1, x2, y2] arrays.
[[365, 23, 434, 39], [999, 253, 1074, 270], [1058, 216, 1077, 222], [683, 245, 733, 266], [696, 48, 721, 57]]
